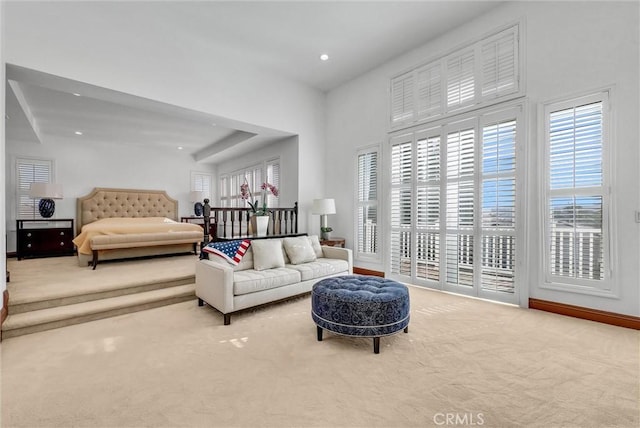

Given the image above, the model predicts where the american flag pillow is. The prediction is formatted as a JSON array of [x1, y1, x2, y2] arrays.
[[203, 239, 251, 266]]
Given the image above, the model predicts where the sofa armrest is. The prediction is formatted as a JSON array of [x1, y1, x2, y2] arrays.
[[195, 259, 235, 314], [321, 246, 353, 274]]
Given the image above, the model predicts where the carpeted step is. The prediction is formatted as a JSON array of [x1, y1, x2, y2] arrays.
[[9, 275, 195, 314], [2, 283, 196, 339]]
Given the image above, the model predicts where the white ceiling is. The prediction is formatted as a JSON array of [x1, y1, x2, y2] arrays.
[[5, 1, 503, 164]]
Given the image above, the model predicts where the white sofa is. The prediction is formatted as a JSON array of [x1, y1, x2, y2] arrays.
[[195, 235, 353, 325]]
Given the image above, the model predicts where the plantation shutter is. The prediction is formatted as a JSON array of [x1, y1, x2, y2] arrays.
[[17, 158, 52, 219], [547, 96, 607, 283], [446, 49, 475, 111], [415, 130, 441, 281], [266, 159, 280, 208], [415, 62, 442, 121], [219, 175, 230, 207], [390, 135, 413, 276], [357, 149, 379, 259], [191, 172, 212, 199], [481, 26, 518, 99], [390, 72, 415, 126], [445, 127, 476, 287], [481, 118, 517, 292]]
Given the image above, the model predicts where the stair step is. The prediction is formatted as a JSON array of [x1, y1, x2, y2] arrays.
[[9, 276, 195, 314], [2, 283, 195, 339]]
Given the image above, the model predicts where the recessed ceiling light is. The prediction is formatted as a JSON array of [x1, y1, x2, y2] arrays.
[[177, 146, 184, 150], [320, 54, 329, 61], [72, 93, 81, 97], [211, 123, 217, 127], [75, 131, 83, 135]]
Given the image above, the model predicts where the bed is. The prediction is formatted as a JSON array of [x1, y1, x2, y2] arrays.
[[73, 188, 204, 269]]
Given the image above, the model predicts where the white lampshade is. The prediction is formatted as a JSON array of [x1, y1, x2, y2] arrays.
[[312, 198, 336, 215], [29, 183, 64, 199], [189, 191, 205, 202]]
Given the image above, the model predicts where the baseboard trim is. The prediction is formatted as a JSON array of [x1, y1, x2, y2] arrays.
[[529, 298, 640, 330], [1, 290, 9, 341], [353, 267, 385, 277]]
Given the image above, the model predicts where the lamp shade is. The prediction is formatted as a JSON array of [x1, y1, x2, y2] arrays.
[[312, 198, 336, 215], [29, 183, 64, 199], [189, 191, 205, 202]]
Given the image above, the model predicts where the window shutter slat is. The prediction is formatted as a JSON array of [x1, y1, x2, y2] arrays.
[[391, 72, 415, 125], [481, 27, 518, 98]]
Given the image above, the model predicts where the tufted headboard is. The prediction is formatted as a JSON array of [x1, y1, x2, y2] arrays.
[[76, 188, 179, 234]]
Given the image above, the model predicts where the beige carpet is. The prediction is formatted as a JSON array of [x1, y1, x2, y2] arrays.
[[1, 282, 638, 427]]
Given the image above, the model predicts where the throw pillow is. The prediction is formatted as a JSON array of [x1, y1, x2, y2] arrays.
[[283, 236, 317, 265], [251, 239, 285, 271], [308, 235, 324, 258]]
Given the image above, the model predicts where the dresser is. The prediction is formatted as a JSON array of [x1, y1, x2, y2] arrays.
[[16, 219, 75, 260]]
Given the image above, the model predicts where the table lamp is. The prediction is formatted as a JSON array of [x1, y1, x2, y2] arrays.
[[312, 198, 336, 239], [29, 183, 64, 218]]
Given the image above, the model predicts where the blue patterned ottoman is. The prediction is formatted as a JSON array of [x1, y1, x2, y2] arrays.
[[311, 275, 410, 354]]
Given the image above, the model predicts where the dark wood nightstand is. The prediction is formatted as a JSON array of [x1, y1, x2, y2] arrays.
[[320, 237, 345, 248], [16, 219, 75, 260]]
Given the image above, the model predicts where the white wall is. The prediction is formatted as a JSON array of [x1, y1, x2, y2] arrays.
[[326, 1, 640, 316], [3, 1, 327, 238], [1, 0, 7, 312]]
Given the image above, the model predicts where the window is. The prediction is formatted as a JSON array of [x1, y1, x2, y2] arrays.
[[219, 159, 280, 208], [389, 104, 522, 304], [543, 91, 611, 291], [355, 147, 380, 261], [390, 24, 520, 129], [16, 158, 53, 219], [191, 171, 212, 199], [265, 159, 280, 209]]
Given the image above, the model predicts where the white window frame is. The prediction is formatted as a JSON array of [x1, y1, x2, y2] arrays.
[[219, 158, 281, 209], [191, 171, 213, 200], [387, 100, 525, 305], [540, 89, 615, 297], [15, 157, 54, 220], [354, 144, 381, 262], [390, 22, 522, 131]]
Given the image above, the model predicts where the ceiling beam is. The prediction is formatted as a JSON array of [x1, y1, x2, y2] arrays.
[[8, 80, 44, 144], [194, 130, 257, 162]]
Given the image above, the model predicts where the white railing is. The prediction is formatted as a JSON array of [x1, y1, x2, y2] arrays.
[[550, 227, 603, 280], [359, 220, 378, 254]]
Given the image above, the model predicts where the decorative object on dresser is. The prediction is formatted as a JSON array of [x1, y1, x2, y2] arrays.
[[28, 183, 64, 218], [189, 191, 205, 216], [16, 219, 75, 260], [312, 198, 336, 240], [73, 188, 203, 269]]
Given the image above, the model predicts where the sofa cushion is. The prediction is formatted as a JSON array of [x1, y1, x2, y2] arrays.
[[233, 268, 301, 296], [233, 246, 254, 272], [252, 239, 286, 271], [283, 236, 317, 265], [308, 235, 324, 258], [285, 258, 350, 281]]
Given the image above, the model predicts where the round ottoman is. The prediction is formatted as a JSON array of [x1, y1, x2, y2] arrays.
[[311, 275, 410, 354]]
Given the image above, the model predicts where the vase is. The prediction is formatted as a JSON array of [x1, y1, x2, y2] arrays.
[[251, 215, 269, 237]]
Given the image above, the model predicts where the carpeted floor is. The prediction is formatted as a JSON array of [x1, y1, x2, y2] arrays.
[[1, 274, 638, 427]]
